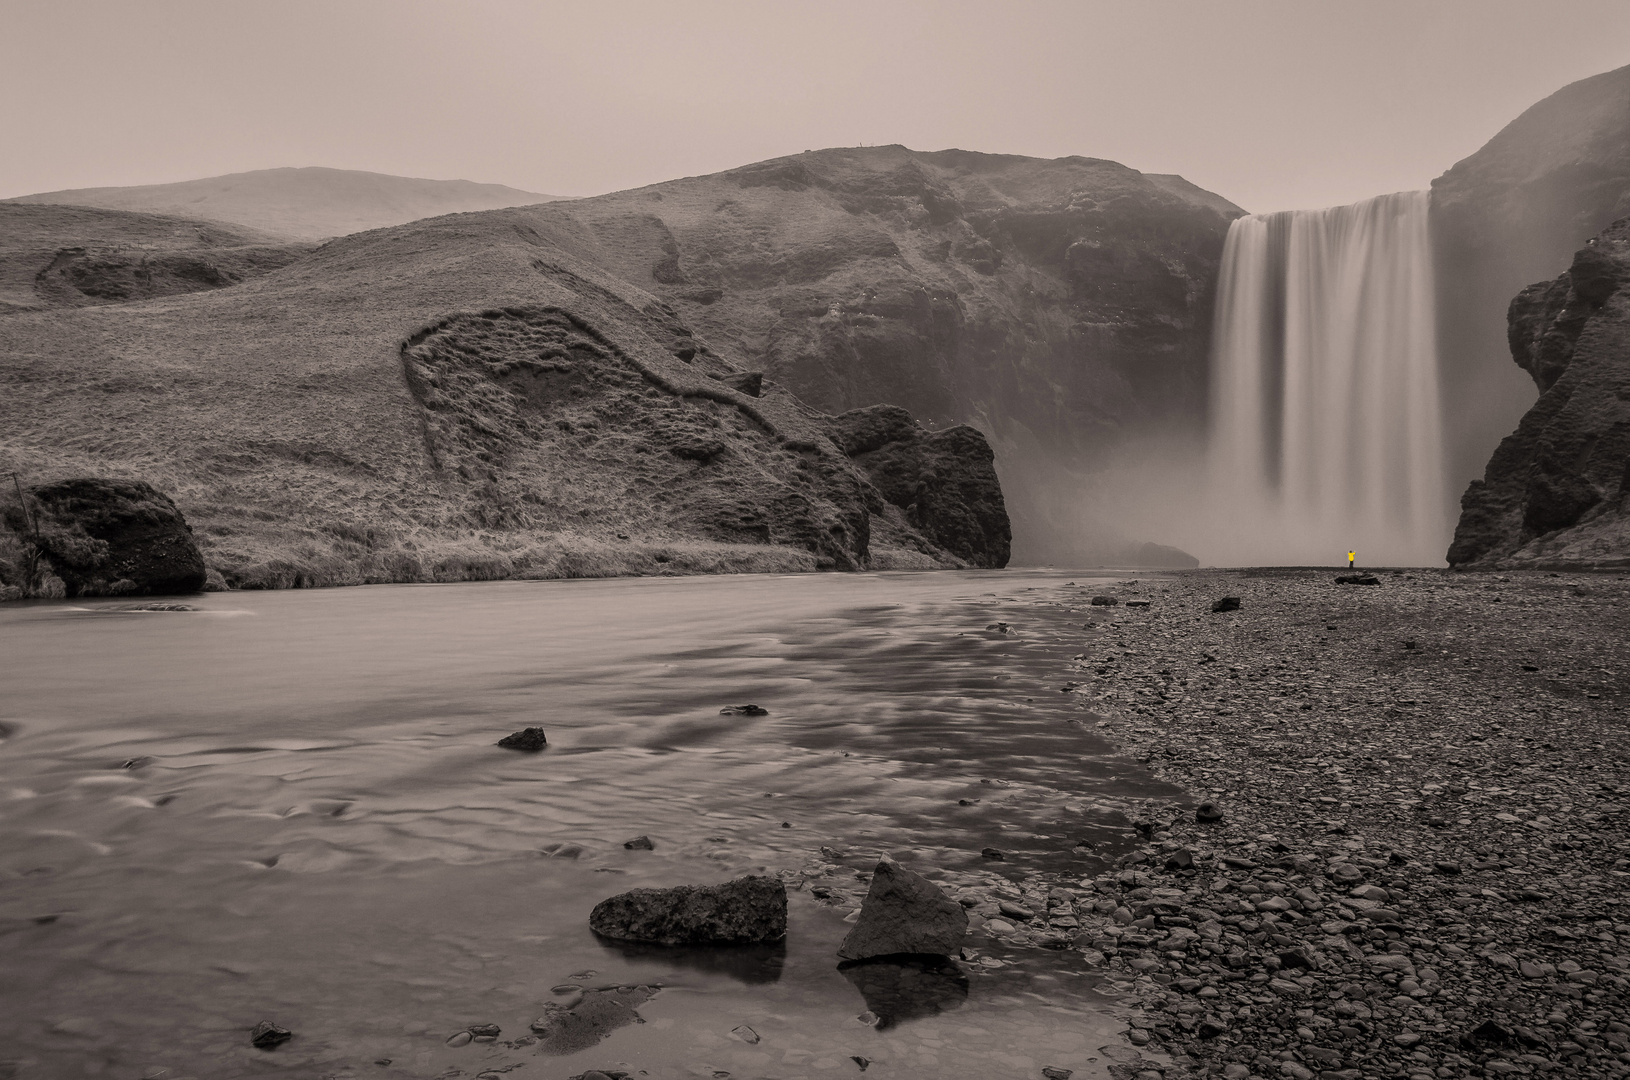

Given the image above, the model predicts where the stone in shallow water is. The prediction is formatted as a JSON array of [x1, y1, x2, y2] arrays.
[[497, 727, 548, 751], [838, 859, 968, 961], [719, 704, 768, 716], [589, 875, 787, 945], [622, 835, 654, 850], [531, 986, 655, 1054], [249, 1020, 292, 1049]]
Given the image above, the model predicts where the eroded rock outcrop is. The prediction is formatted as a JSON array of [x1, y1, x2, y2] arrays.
[[1432, 63, 1630, 494], [823, 405, 1009, 568], [1448, 218, 1630, 569], [10, 478, 207, 597]]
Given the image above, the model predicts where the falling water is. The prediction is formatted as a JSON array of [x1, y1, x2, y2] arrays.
[[1206, 190, 1449, 566]]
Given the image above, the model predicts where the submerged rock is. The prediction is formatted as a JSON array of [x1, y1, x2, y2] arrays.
[[719, 704, 768, 716], [837, 859, 968, 961], [588, 875, 787, 945], [531, 985, 655, 1054], [498, 726, 548, 751], [249, 1020, 293, 1049]]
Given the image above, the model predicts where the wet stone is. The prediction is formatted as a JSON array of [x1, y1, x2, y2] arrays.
[[249, 1021, 292, 1050], [622, 835, 654, 850], [719, 704, 768, 716], [497, 726, 548, 751]]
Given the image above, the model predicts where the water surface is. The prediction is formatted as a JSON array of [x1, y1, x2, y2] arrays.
[[0, 570, 1178, 1079]]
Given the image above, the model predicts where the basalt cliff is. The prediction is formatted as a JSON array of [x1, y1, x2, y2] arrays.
[[1448, 218, 1630, 570]]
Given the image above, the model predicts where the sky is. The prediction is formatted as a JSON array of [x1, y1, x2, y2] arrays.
[[4, 0, 1630, 214]]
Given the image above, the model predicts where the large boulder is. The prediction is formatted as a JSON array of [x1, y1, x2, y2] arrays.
[[23, 478, 207, 597], [837, 859, 968, 961], [824, 405, 1010, 568], [588, 875, 787, 945], [1448, 217, 1630, 569]]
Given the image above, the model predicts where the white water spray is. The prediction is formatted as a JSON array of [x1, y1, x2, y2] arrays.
[[1205, 191, 1449, 566]]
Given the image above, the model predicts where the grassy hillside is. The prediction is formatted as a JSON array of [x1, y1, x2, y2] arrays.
[[6, 167, 563, 241], [0, 200, 985, 589], [0, 204, 309, 314]]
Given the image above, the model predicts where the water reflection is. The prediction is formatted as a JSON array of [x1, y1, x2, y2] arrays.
[[593, 937, 786, 985], [838, 955, 969, 1029]]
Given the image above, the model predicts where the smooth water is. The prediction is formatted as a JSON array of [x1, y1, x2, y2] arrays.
[[1208, 191, 1449, 567], [0, 571, 1176, 1079]]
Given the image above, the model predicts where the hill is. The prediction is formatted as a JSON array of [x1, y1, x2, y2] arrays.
[[0, 190, 1008, 592], [5, 167, 563, 241], [0, 203, 310, 314], [528, 146, 1244, 562]]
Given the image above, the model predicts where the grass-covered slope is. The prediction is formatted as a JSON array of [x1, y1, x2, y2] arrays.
[[0, 201, 1001, 590], [6, 167, 563, 242]]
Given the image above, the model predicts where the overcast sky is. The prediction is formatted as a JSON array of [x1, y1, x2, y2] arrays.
[[5, 0, 1629, 213]]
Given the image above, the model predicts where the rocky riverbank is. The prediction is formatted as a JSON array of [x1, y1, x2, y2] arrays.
[[978, 568, 1630, 1080]]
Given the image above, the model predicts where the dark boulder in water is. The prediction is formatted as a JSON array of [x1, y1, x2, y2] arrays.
[[15, 478, 206, 597], [588, 875, 787, 945], [719, 704, 768, 716], [837, 859, 967, 961], [498, 726, 548, 751], [250, 1020, 293, 1049]]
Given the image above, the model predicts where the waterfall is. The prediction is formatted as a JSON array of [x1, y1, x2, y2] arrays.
[[1206, 191, 1448, 566]]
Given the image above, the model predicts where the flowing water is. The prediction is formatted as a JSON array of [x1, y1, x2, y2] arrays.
[[1207, 191, 1449, 567], [0, 570, 1181, 1080]]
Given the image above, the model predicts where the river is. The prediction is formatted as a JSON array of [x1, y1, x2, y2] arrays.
[[0, 569, 1181, 1079]]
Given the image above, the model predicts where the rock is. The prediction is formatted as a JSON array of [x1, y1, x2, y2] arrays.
[[1449, 215, 1630, 569], [1163, 849, 1194, 871], [589, 875, 787, 945], [531, 986, 655, 1054], [12, 478, 207, 597], [1433, 63, 1630, 498], [250, 1021, 292, 1049], [719, 704, 769, 716], [1434, 861, 1462, 875], [497, 727, 548, 751], [468, 1023, 500, 1040], [1125, 600, 1150, 609], [1211, 596, 1240, 613], [1196, 1018, 1228, 1039], [980, 847, 1006, 860], [823, 404, 1011, 568], [1195, 801, 1224, 823], [622, 835, 654, 850], [445, 1030, 473, 1047], [1277, 948, 1314, 970], [730, 1024, 760, 1044], [1042, 1068, 1074, 1080], [1091, 595, 1119, 606], [715, 370, 763, 397], [996, 901, 1034, 920], [1334, 575, 1380, 585], [837, 859, 968, 960]]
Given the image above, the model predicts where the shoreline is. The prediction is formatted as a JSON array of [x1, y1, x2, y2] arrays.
[[1038, 568, 1629, 1079]]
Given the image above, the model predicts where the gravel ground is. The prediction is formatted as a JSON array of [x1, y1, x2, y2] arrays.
[[990, 568, 1630, 1080]]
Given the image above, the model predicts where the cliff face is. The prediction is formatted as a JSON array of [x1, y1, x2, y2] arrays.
[[531, 147, 1242, 563], [1431, 63, 1630, 497], [1448, 218, 1630, 569]]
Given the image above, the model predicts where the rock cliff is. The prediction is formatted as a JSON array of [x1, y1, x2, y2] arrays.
[[533, 147, 1242, 562], [1448, 218, 1630, 569], [1432, 63, 1630, 497]]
